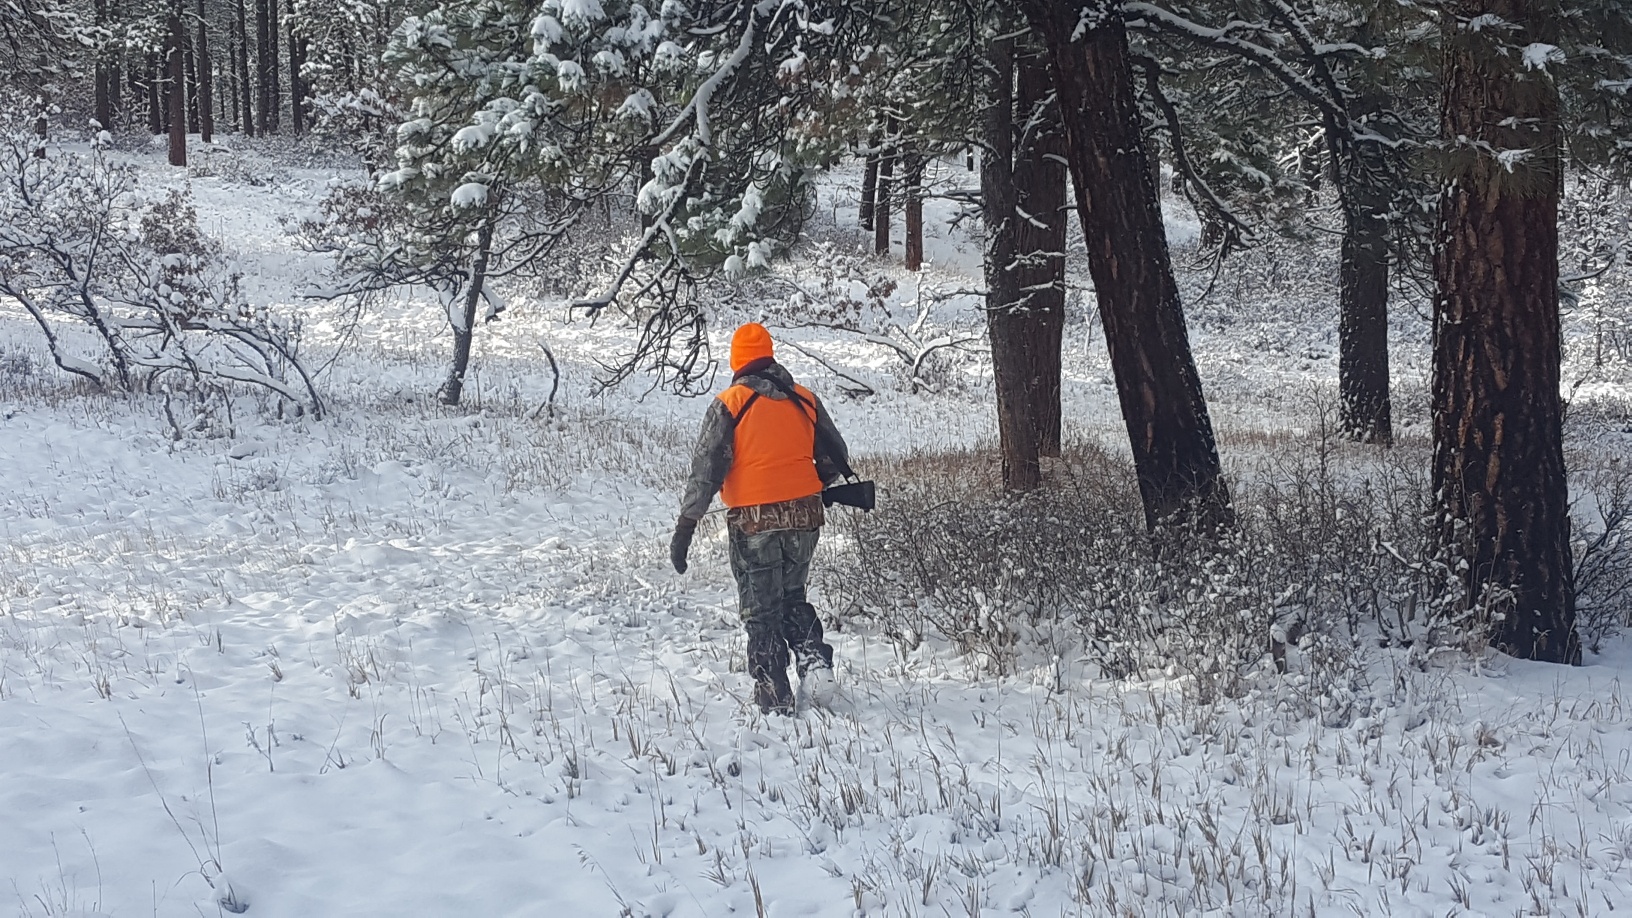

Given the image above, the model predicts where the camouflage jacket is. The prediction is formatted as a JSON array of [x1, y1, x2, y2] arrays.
[[678, 362, 850, 528]]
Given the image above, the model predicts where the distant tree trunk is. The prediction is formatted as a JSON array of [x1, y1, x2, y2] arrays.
[[1335, 151, 1392, 444], [167, 1, 187, 166], [903, 143, 925, 272], [1433, 0, 1577, 664], [439, 217, 497, 406], [266, 0, 281, 132], [874, 117, 895, 257], [184, 23, 200, 134], [859, 129, 880, 232], [1018, 0, 1230, 532], [147, 55, 164, 134], [255, 0, 272, 135], [196, 0, 214, 142], [228, 37, 240, 129], [94, 0, 113, 128], [289, 20, 307, 134], [236, 0, 254, 136]]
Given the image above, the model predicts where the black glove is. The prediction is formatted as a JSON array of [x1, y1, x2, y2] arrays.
[[670, 516, 698, 574]]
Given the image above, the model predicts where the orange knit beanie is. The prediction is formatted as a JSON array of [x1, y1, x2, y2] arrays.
[[730, 323, 775, 373]]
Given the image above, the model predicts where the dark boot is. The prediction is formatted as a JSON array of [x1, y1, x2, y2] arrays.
[[745, 620, 794, 715], [782, 602, 835, 677]]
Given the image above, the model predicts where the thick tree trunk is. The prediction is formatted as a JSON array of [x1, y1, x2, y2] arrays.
[[982, 37, 1041, 491], [982, 40, 1071, 490], [439, 218, 496, 406], [167, 2, 187, 166], [874, 117, 895, 257], [903, 144, 924, 272], [1015, 51, 1068, 459], [255, 0, 272, 135], [196, 0, 214, 142], [1018, 0, 1229, 532], [1433, 0, 1577, 663], [859, 130, 880, 232]]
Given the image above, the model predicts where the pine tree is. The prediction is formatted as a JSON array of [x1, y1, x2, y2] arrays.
[[1018, 0, 1231, 531], [1433, 0, 1578, 663]]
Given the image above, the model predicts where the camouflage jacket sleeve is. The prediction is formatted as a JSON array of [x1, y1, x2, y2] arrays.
[[679, 398, 734, 521], [811, 394, 851, 485]]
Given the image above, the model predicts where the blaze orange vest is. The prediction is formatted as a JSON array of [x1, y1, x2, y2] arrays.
[[717, 383, 823, 509]]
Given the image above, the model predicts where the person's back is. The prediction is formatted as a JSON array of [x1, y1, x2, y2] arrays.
[[671, 323, 849, 714]]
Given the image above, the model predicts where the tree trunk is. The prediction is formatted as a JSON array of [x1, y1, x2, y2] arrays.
[[982, 36, 1041, 491], [859, 130, 880, 231], [94, 0, 113, 128], [147, 55, 163, 135], [1015, 51, 1068, 459], [903, 143, 924, 272], [255, 0, 272, 135], [168, 1, 187, 166], [1018, 0, 1230, 532], [1433, 0, 1577, 664], [874, 117, 895, 257], [1336, 152, 1392, 445], [289, 13, 305, 134], [236, 0, 254, 136], [184, 22, 200, 134], [439, 218, 497, 406], [196, 0, 214, 142], [267, 0, 281, 132]]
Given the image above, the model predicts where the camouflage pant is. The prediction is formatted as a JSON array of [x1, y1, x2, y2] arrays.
[[728, 525, 820, 625]]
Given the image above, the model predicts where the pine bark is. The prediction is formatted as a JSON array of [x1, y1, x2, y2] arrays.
[[1337, 186, 1391, 444], [94, 0, 113, 128], [983, 36, 1040, 491], [1017, 0, 1229, 531], [903, 143, 924, 272], [982, 40, 1070, 490], [1330, 106, 1393, 445], [859, 133, 880, 232], [255, 0, 272, 135], [184, 23, 200, 134], [236, 0, 254, 135], [146, 55, 163, 135], [289, 19, 306, 134], [1016, 52, 1068, 459], [196, 0, 214, 142], [167, 0, 187, 166], [1432, 0, 1577, 663], [267, 0, 281, 132], [874, 117, 895, 257]]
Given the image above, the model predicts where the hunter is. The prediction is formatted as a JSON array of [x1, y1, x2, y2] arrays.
[[670, 322, 850, 714]]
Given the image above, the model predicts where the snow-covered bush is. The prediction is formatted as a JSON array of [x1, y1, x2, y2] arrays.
[[0, 125, 322, 417], [820, 432, 1448, 702], [1575, 456, 1632, 652]]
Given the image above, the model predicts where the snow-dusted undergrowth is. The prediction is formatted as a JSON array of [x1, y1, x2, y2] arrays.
[[3, 139, 1632, 917]]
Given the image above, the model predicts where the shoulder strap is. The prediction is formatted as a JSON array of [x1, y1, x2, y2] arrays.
[[738, 371, 856, 480], [730, 388, 761, 425]]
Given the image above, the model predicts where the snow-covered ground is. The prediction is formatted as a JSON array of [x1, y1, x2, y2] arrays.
[[4, 138, 1632, 917]]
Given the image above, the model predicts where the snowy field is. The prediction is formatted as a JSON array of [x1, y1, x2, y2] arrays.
[[4, 137, 1632, 917]]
